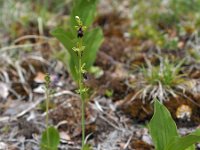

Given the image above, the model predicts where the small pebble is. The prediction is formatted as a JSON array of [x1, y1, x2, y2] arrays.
[[0, 142, 8, 150]]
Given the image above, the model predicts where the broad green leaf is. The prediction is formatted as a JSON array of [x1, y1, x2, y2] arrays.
[[149, 100, 179, 150], [82, 27, 103, 70], [82, 144, 92, 150], [51, 28, 79, 80], [51, 0, 103, 82], [165, 129, 200, 150], [40, 126, 60, 150], [70, 0, 99, 34], [51, 27, 103, 81], [186, 145, 195, 150]]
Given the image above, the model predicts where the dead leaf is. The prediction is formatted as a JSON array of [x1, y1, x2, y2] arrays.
[[0, 82, 9, 99], [60, 131, 71, 141], [34, 72, 46, 83]]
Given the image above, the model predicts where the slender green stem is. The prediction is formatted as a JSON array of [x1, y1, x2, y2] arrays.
[[45, 90, 49, 126], [80, 83, 85, 147], [45, 84, 50, 145], [77, 38, 85, 148], [74, 16, 87, 149]]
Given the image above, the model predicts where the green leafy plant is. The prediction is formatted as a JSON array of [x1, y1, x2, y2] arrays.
[[51, 0, 103, 149], [72, 16, 89, 148], [149, 99, 200, 150], [105, 89, 113, 98], [40, 74, 60, 150], [51, 0, 103, 81], [130, 58, 186, 103], [52, 15, 97, 149], [141, 58, 184, 86]]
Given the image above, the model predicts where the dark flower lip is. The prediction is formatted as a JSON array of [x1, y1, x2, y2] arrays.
[[77, 27, 84, 38], [83, 73, 88, 80]]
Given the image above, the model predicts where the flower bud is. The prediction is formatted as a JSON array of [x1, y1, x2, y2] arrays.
[[75, 16, 80, 20]]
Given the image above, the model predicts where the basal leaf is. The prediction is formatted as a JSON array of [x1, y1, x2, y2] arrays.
[[165, 129, 200, 150], [82, 144, 92, 150], [82, 27, 104, 70], [51, 28, 79, 80], [40, 126, 60, 150], [149, 99, 179, 150]]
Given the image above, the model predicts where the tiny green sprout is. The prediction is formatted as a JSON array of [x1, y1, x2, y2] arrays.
[[44, 73, 51, 89], [105, 89, 113, 98], [40, 73, 60, 150], [44, 73, 51, 127]]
